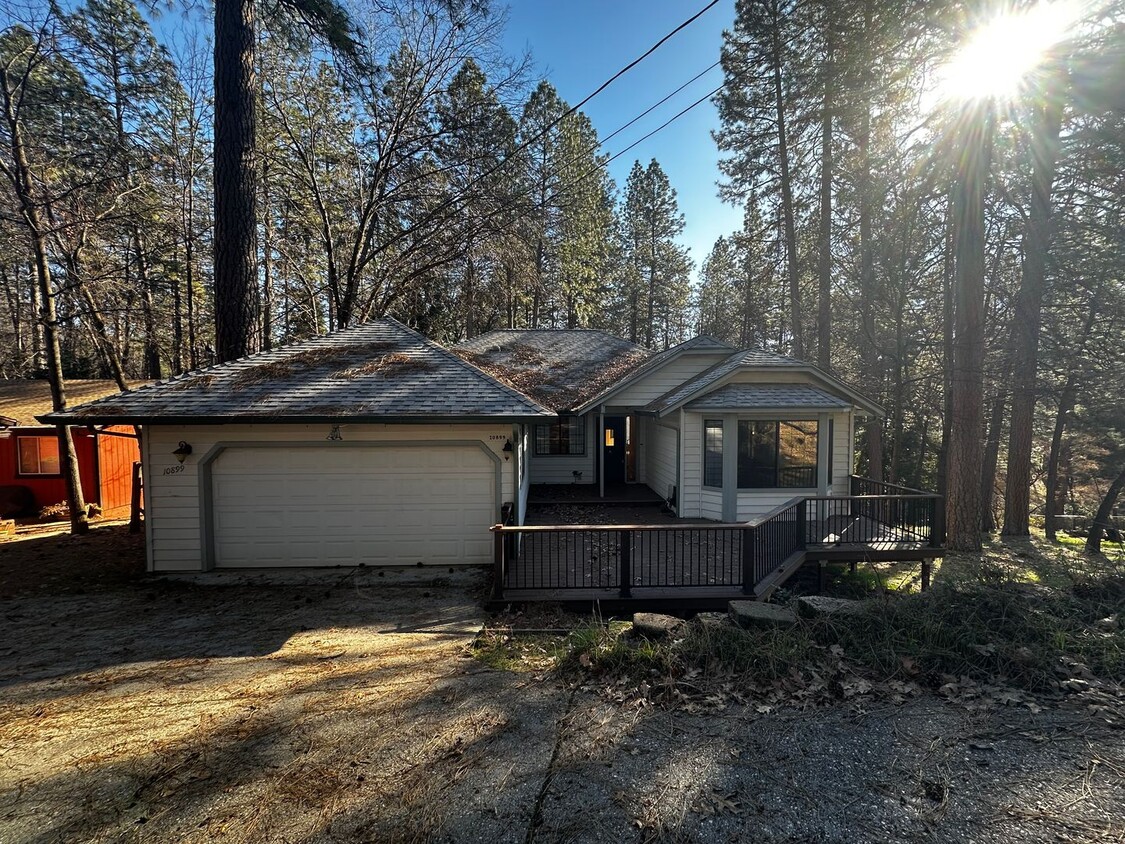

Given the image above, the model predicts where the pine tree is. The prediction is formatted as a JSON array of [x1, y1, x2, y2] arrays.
[[555, 111, 615, 329], [619, 159, 691, 349]]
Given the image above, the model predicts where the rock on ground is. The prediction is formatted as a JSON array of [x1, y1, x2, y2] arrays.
[[631, 612, 685, 639], [728, 600, 797, 629], [795, 595, 864, 618]]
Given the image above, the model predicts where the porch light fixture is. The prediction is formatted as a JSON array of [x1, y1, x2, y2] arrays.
[[502, 439, 513, 460], [326, 425, 343, 441], [172, 441, 193, 463]]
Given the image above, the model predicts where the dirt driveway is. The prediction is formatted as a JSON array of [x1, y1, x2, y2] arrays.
[[1, 524, 1123, 843]]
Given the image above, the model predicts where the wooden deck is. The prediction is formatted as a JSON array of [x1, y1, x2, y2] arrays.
[[492, 479, 945, 607], [528, 483, 665, 506]]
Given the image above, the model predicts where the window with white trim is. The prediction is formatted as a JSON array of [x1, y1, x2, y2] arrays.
[[703, 419, 723, 487], [534, 416, 585, 455]]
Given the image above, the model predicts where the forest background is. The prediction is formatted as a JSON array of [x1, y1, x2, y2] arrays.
[[0, 0, 1122, 547]]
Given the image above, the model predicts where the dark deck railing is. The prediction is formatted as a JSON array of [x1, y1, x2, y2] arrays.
[[495, 523, 748, 597], [803, 494, 943, 547], [492, 478, 944, 601]]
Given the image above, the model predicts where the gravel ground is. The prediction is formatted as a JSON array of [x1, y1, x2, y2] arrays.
[[1, 523, 1122, 843], [526, 692, 1124, 843]]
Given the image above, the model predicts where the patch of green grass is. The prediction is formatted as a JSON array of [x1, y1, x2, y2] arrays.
[[678, 620, 820, 681], [825, 562, 929, 598], [556, 620, 679, 676], [471, 629, 568, 672]]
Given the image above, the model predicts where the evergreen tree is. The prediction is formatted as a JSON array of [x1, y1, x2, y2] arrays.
[[619, 158, 691, 349]]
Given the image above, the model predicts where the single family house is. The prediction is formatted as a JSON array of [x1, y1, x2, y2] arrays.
[[44, 318, 943, 599]]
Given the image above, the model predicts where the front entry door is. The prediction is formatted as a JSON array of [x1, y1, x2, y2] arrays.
[[604, 416, 627, 485]]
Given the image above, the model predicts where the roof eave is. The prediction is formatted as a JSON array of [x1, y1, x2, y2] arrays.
[[684, 404, 853, 414], [38, 412, 556, 426], [653, 363, 884, 419]]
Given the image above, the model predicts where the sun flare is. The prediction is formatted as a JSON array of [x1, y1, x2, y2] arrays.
[[938, 1, 1082, 102]]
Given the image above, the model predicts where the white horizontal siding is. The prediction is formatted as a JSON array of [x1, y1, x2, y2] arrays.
[[144, 422, 513, 572], [736, 491, 810, 521], [700, 489, 723, 521], [527, 414, 596, 484], [831, 411, 852, 494], [610, 353, 730, 407], [644, 419, 678, 506], [680, 412, 701, 516]]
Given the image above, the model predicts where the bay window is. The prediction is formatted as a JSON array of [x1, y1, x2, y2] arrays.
[[736, 420, 818, 489]]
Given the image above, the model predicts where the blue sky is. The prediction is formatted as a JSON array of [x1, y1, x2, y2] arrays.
[[501, 0, 743, 275], [143, 0, 742, 277]]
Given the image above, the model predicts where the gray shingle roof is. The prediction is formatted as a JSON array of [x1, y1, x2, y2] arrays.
[[646, 349, 805, 414], [454, 329, 652, 413], [41, 319, 554, 424], [687, 384, 853, 411], [673, 335, 736, 352]]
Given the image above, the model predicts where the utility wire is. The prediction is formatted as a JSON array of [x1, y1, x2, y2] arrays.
[[603, 83, 723, 168], [433, 77, 725, 257], [565, 0, 722, 116], [372, 0, 724, 258], [600, 60, 721, 146]]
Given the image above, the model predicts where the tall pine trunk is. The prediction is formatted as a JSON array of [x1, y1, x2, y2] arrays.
[[1044, 376, 1076, 541], [946, 103, 994, 553], [816, 5, 833, 371], [857, 113, 882, 476], [768, 5, 803, 358], [213, 0, 258, 362], [1002, 73, 1065, 536], [1, 72, 88, 533], [979, 378, 1009, 532], [1045, 281, 1099, 540]]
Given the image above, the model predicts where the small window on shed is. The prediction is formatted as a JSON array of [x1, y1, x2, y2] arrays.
[[17, 436, 61, 476]]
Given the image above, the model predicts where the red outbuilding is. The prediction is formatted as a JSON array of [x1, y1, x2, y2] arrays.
[[0, 380, 141, 519]]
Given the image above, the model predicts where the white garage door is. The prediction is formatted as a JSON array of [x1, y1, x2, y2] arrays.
[[210, 445, 496, 567]]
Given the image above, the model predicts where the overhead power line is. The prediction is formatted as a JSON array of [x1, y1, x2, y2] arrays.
[[600, 60, 721, 147], [372, 0, 724, 259], [566, 1, 722, 117], [603, 83, 724, 168]]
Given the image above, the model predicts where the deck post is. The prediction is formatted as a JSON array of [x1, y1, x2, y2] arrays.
[[930, 496, 946, 547], [796, 499, 807, 548], [921, 558, 931, 591], [491, 525, 505, 600], [618, 529, 632, 598], [741, 526, 755, 594]]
